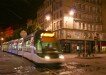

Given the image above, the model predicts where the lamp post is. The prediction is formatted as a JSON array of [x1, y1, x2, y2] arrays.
[[0, 37, 4, 44], [0, 37, 4, 50], [45, 14, 51, 31], [1, 37, 4, 41]]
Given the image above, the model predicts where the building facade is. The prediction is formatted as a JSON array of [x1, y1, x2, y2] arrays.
[[37, 0, 104, 53], [101, 0, 106, 52]]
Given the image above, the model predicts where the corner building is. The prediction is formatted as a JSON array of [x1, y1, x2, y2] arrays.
[[37, 0, 103, 53], [101, 0, 106, 51]]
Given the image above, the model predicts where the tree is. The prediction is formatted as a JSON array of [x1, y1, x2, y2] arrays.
[[13, 28, 22, 39], [6, 28, 23, 41], [5, 22, 42, 41], [27, 22, 42, 35]]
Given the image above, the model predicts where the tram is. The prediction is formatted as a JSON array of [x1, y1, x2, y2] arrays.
[[2, 30, 65, 64]]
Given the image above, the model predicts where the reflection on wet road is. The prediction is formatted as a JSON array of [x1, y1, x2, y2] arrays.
[[37, 62, 106, 75], [0, 52, 106, 75]]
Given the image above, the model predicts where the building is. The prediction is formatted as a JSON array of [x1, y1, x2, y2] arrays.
[[37, 0, 104, 53], [101, 0, 106, 52], [102, 0, 106, 33]]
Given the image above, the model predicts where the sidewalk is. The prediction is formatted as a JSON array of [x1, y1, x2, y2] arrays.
[[63, 53, 77, 59], [62, 53, 106, 75], [63, 53, 106, 59]]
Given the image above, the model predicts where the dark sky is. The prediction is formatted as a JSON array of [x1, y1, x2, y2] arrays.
[[0, 0, 43, 29]]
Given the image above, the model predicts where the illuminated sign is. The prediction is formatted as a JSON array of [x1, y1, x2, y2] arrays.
[[41, 37, 56, 42], [41, 33, 54, 37]]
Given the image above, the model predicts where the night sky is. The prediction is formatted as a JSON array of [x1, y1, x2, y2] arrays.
[[0, 0, 43, 30]]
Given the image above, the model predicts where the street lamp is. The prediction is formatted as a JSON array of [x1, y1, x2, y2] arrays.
[[45, 14, 52, 31], [69, 10, 74, 16], [45, 14, 51, 21], [1, 37, 4, 41], [0, 37, 4, 48]]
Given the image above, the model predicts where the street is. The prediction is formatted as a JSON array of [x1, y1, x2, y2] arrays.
[[0, 51, 106, 75], [0, 0, 106, 75], [0, 51, 41, 75]]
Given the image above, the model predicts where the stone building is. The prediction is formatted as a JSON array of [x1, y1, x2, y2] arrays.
[[37, 0, 104, 53], [101, 0, 106, 52]]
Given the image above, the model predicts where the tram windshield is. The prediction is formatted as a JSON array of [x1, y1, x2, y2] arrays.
[[34, 31, 62, 54], [41, 34, 62, 53], [35, 36, 62, 54], [41, 42, 61, 54]]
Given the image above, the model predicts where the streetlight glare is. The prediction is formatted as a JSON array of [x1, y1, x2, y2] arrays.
[[1, 37, 4, 41], [64, 16, 69, 21], [45, 15, 51, 21], [69, 10, 74, 16], [64, 16, 73, 21]]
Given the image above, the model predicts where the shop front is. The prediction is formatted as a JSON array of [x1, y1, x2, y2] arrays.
[[59, 39, 94, 55], [100, 41, 106, 53]]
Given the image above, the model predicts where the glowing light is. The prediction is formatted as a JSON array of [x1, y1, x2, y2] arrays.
[[1, 37, 4, 41], [41, 33, 54, 37], [59, 54, 64, 59], [45, 56, 50, 59], [45, 15, 51, 21], [69, 10, 74, 16], [64, 16, 69, 21], [20, 38, 23, 40], [64, 16, 74, 22]]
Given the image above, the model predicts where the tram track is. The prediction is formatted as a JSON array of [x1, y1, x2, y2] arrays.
[[35, 62, 91, 75]]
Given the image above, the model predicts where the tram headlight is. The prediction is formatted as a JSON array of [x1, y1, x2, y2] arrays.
[[45, 55, 50, 59], [59, 54, 64, 59]]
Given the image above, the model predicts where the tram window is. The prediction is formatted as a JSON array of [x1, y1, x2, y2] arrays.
[[25, 40, 31, 53], [18, 43, 22, 51], [36, 40, 42, 53], [41, 42, 61, 53]]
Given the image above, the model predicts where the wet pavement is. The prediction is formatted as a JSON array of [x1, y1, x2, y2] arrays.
[[0, 51, 41, 75], [0, 51, 106, 75]]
